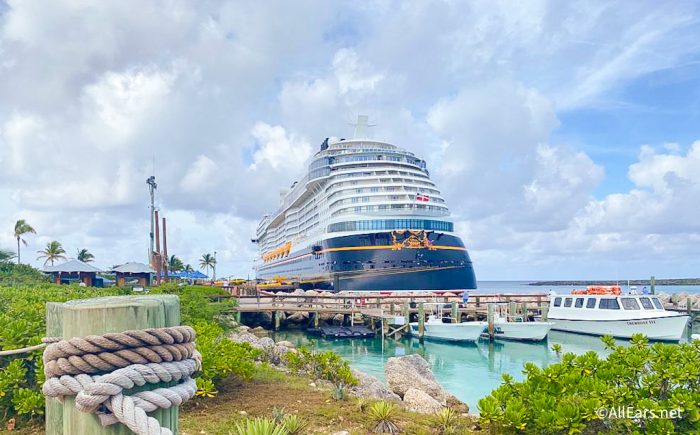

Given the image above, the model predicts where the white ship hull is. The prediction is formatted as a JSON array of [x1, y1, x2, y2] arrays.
[[549, 315, 689, 341], [492, 321, 553, 341], [410, 321, 487, 342]]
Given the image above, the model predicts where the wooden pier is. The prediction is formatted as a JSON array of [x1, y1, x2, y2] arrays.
[[214, 292, 550, 339]]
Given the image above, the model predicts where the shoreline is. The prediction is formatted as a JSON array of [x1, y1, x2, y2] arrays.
[[528, 278, 700, 286]]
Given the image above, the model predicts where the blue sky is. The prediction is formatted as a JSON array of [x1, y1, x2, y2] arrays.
[[0, 0, 699, 280]]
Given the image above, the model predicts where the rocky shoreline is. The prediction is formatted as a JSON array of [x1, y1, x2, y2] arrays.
[[229, 326, 470, 415]]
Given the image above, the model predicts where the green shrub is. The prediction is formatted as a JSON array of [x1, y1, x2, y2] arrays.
[[478, 334, 700, 434], [434, 407, 458, 435], [284, 346, 358, 386], [368, 400, 400, 434], [332, 383, 347, 401], [233, 417, 288, 435], [281, 414, 308, 434]]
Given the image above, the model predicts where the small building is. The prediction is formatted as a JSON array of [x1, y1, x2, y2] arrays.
[[43, 259, 102, 286], [112, 262, 154, 287]]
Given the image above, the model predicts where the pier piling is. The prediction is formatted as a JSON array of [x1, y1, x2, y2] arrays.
[[487, 303, 495, 341], [451, 302, 458, 323], [418, 302, 425, 339]]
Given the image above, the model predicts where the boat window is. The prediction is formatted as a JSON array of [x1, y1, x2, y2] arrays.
[[575, 298, 584, 308], [586, 298, 596, 308], [652, 298, 663, 309], [564, 298, 573, 307], [621, 298, 640, 310], [553, 297, 562, 307], [599, 298, 620, 310], [639, 297, 654, 310]]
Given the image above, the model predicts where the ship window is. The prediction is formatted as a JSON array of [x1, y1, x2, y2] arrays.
[[599, 298, 620, 310], [621, 298, 641, 310], [651, 298, 663, 309], [639, 297, 654, 310], [564, 298, 573, 307], [553, 297, 562, 307], [586, 298, 596, 308], [575, 298, 584, 308]]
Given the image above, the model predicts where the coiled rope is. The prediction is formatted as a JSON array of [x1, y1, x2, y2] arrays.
[[41, 326, 201, 435]]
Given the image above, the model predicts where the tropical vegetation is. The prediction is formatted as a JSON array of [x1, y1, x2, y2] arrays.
[[75, 248, 94, 263], [36, 241, 66, 267], [13, 219, 36, 264], [478, 334, 700, 434], [168, 255, 185, 272], [199, 253, 216, 277], [0, 249, 16, 262]]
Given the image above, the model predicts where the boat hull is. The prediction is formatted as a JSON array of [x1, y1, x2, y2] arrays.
[[492, 322, 553, 341], [409, 321, 487, 342], [255, 232, 477, 291], [549, 315, 689, 341]]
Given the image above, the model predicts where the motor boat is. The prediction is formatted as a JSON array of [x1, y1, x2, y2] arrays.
[[409, 304, 487, 342], [547, 287, 689, 341]]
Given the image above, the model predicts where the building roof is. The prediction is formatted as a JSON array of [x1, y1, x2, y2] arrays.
[[111, 262, 155, 274], [43, 259, 102, 273]]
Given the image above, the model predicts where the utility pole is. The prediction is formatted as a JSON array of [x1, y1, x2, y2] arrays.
[[146, 176, 157, 267], [213, 251, 217, 281]]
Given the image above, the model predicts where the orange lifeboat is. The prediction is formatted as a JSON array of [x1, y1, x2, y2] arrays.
[[571, 285, 621, 295]]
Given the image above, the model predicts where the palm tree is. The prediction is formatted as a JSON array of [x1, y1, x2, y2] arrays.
[[37, 241, 67, 267], [76, 248, 95, 263], [14, 219, 36, 264], [168, 255, 185, 272], [199, 253, 216, 277], [0, 249, 16, 262], [184, 264, 194, 273]]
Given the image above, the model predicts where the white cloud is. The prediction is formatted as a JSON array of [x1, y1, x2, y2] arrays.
[[1, 1, 699, 279], [251, 122, 312, 171]]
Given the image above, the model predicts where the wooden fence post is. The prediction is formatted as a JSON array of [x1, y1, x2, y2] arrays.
[[45, 295, 181, 435], [418, 303, 425, 339], [487, 303, 495, 340]]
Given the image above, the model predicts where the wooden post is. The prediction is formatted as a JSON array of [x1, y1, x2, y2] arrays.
[[687, 298, 692, 315], [521, 303, 528, 321], [389, 302, 395, 315], [487, 303, 495, 341], [46, 295, 181, 435], [45, 303, 64, 434], [274, 310, 280, 331], [509, 302, 516, 322], [650, 276, 656, 295], [541, 304, 549, 321], [451, 302, 458, 323], [418, 303, 425, 338], [403, 303, 409, 326], [313, 312, 319, 328], [235, 310, 241, 325]]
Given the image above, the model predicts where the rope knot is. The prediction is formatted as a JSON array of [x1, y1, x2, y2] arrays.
[[42, 326, 199, 435]]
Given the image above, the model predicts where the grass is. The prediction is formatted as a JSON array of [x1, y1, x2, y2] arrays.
[[180, 365, 478, 435], [0, 365, 479, 434]]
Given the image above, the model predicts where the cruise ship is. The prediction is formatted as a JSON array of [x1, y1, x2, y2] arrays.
[[252, 116, 477, 291]]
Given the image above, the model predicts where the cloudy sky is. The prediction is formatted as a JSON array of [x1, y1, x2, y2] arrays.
[[1, 0, 699, 280]]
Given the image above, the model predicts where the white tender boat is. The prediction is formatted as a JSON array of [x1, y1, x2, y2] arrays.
[[548, 289, 689, 341], [491, 314, 554, 342], [410, 307, 487, 342]]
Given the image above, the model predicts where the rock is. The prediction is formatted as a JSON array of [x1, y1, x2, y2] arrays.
[[292, 288, 305, 295], [238, 410, 247, 415], [331, 431, 350, 435], [305, 290, 319, 296], [446, 394, 469, 413], [286, 312, 309, 323], [385, 354, 447, 401], [229, 332, 261, 347], [258, 337, 275, 348], [403, 388, 443, 414], [332, 313, 346, 325], [309, 382, 316, 388], [276, 340, 295, 348], [238, 325, 250, 332], [349, 369, 401, 402]]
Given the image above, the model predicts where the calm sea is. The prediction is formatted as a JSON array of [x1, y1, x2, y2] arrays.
[[476, 280, 700, 295], [273, 327, 695, 413]]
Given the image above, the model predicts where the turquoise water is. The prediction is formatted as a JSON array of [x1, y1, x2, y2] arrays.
[[273, 329, 692, 412]]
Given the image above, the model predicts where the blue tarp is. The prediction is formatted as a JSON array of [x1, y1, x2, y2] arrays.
[[160, 270, 209, 279]]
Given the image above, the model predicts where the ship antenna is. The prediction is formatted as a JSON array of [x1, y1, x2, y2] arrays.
[[350, 115, 375, 139]]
